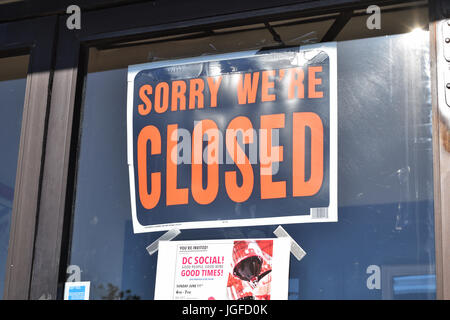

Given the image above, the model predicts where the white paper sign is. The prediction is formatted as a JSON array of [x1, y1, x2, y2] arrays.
[[64, 281, 90, 300], [155, 238, 291, 300]]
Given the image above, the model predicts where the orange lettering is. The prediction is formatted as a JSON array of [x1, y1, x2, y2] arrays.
[[191, 120, 219, 205], [166, 124, 189, 206], [189, 78, 204, 109], [288, 68, 304, 99], [260, 114, 286, 199], [207, 76, 222, 107], [138, 85, 152, 115], [154, 82, 169, 113], [171, 80, 186, 111], [225, 116, 254, 203], [237, 72, 259, 104], [261, 70, 276, 102], [137, 125, 161, 210], [292, 112, 324, 196], [308, 66, 323, 98]]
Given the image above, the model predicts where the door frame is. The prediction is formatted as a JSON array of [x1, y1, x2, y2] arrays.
[[429, 0, 450, 300], [0, 16, 57, 300]]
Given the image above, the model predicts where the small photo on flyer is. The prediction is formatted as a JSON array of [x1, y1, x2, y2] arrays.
[[227, 240, 273, 300]]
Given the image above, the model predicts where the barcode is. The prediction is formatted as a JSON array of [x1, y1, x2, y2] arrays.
[[310, 207, 328, 219]]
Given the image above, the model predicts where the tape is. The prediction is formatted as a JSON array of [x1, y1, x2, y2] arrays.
[[273, 225, 306, 261], [146, 228, 181, 255]]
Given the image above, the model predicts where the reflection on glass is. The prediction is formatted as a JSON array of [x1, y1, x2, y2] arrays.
[[393, 275, 436, 299], [0, 55, 28, 299], [67, 30, 435, 300]]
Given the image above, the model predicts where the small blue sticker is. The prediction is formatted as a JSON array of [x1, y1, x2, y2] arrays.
[[65, 282, 90, 300], [68, 285, 86, 300]]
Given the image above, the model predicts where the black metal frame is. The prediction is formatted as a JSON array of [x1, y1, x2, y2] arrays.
[[0, 16, 57, 299], [0, 0, 445, 300]]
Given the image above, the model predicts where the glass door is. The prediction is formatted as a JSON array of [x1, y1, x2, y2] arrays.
[[64, 2, 436, 299]]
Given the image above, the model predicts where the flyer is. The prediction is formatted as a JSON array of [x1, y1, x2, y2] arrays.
[[154, 238, 291, 300]]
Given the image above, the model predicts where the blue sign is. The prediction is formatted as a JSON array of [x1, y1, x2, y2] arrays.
[[127, 44, 338, 233]]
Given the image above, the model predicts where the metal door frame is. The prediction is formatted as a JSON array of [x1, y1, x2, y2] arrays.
[[0, 16, 57, 300]]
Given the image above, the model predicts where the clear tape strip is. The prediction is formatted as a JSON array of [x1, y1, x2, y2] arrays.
[[273, 225, 306, 261], [146, 228, 181, 255]]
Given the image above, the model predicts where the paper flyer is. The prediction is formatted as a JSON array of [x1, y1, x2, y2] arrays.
[[154, 238, 291, 300]]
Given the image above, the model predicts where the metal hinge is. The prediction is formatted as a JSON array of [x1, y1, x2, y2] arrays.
[[443, 20, 450, 107], [444, 20, 450, 61]]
